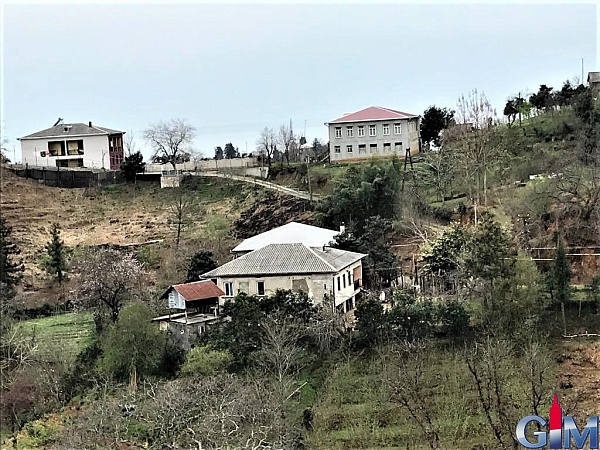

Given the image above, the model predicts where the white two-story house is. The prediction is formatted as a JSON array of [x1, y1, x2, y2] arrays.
[[325, 106, 421, 162], [18, 120, 125, 169], [202, 243, 365, 313]]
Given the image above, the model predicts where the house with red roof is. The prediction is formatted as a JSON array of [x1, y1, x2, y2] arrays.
[[325, 106, 421, 162]]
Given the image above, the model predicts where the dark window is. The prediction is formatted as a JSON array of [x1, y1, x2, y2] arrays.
[[343, 274, 346, 288], [337, 276, 341, 291], [257, 281, 265, 296]]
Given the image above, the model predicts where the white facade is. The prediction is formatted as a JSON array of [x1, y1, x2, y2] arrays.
[[21, 134, 111, 169]]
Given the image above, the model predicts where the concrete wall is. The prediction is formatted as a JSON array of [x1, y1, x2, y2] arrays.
[[21, 134, 111, 169], [145, 157, 261, 173], [328, 118, 420, 162], [161, 174, 182, 188]]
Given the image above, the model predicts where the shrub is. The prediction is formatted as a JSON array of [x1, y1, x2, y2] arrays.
[[180, 345, 233, 376], [15, 415, 63, 450]]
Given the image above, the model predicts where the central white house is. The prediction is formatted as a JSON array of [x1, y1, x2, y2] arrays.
[[202, 243, 365, 313]]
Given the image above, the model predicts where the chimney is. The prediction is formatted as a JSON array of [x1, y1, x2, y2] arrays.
[[340, 223, 346, 234], [89, 121, 92, 128]]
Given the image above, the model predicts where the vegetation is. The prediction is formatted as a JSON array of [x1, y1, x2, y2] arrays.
[[120, 150, 146, 181], [42, 223, 67, 285], [185, 249, 218, 282]]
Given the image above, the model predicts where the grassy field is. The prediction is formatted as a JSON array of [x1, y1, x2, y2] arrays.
[[16, 312, 95, 363]]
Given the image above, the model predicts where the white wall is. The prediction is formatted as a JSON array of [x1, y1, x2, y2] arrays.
[[20, 134, 110, 168], [332, 261, 363, 308]]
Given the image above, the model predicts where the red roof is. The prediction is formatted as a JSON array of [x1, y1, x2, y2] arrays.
[[328, 106, 418, 124], [169, 280, 224, 302]]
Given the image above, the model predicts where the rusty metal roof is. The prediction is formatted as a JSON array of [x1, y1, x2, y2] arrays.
[[164, 280, 224, 301]]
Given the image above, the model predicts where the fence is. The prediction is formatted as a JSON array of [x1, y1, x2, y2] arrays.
[[8, 164, 125, 188], [144, 156, 262, 173]]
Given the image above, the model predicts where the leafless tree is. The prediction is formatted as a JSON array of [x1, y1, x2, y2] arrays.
[[278, 121, 295, 165], [454, 89, 499, 206], [144, 118, 196, 169], [169, 185, 200, 247], [256, 127, 277, 167], [0, 326, 38, 391], [384, 341, 442, 450], [124, 130, 137, 156], [521, 336, 555, 417], [75, 249, 148, 329]]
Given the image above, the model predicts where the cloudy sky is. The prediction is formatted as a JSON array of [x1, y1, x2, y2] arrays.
[[2, 1, 598, 161]]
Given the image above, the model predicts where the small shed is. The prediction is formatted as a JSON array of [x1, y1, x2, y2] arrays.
[[154, 280, 225, 349]]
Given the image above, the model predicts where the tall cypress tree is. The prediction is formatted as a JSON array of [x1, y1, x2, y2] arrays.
[[549, 234, 571, 334], [44, 223, 67, 285], [0, 216, 23, 291]]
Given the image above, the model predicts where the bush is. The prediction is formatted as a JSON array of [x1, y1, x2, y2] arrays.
[[180, 345, 233, 376], [15, 415, 63, 450]]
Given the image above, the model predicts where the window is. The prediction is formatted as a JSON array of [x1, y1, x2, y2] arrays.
[[369, 125, 376, 137], [347, 271, 352, 285], [342, 274, 346, 288], [358, 144, 366, 154], [324, 283, 327, 290], [394, 123, 402, 134], [334, 146, 341, 153], [346, 126, 353, 137], [395, 142, 402, 153], [409, 121, 416, 132], [257, 281, 265, 296], [383, 124, 390, 135], [346, 145, 353, 153], [67, 139, 84, 156], [238, 281, 249, 294], [335, 127, 342, 138], [48, 141, 65, 156], [224, 282, 234, 297], [337, 276, 341, 291], [358, 126, 365, 137], [383, 143, 391, 153], [370, 143, 378, 153]]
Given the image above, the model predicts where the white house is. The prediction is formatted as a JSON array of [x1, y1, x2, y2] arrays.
[[231, 222, 342, 256], [202, 243, 365, 313], [18, 120, 125, 170]]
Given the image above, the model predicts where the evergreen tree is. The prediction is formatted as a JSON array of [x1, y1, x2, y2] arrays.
[[186, 250, 218, 282], [214, 146, 224, 160], [224, 142, 237, 159], [44, 223, 67, 284], [548, 235, 571, 334], [0, 216, 23, 292], [420, 105, 455, 148], [120, 151, 146, 182]]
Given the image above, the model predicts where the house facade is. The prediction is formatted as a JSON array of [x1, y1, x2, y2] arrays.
[[231, 222, 342, 256], [18, 121, 125, 169], [202, 243, 365, 313], [325, 106, 420, 163]]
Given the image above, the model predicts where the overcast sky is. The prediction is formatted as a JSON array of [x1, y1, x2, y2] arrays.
[[1, 1, 598, 161]]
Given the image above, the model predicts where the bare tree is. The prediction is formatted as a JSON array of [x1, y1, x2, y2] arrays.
[[75, 250, 148, 330], [124, 130, 137, 156], [169, 185, 200, 247], [278, 121, 295, 166], [0, 326, 38, 391], [144, 118, 196, 170], [256, 127, 277, 167]]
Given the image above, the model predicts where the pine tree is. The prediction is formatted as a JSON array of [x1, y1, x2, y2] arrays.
[[549, 234, 571, 334], [0, 216, 23, 291], [44, 223, 67, 285]]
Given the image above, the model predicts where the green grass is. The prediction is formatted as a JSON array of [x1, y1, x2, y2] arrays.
[[16, 312, 95, 362]]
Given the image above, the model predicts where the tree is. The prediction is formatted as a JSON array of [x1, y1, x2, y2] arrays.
[[548, 235, 571, 335], [169, 185, 199, 247], [278, 121, 295, 165], [503, 99, 518, 127], [420, 106, 455, 148], [43, 223, 67, 285], [124, 130, 137, 156], [354, 296, 386, 348], [224, 142, 237, 159], [120, 151, 146, 182], [0, 216, 23, 294], [256, 127, 277, 167], [186, 250, 218, 282], [529, 85, 554, 113], [587, 274, 600, 315], [214, 146, 224, 160], [144, 118, 196, 169], [76, 249, 147, 331], [100, 301, 165, 391]]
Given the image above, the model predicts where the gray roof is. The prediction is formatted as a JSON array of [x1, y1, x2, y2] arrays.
[[20, 123, 124, 140], [232, 222, 340, 253], [202, 243, 365, 277], [588, 72, 600, 83]]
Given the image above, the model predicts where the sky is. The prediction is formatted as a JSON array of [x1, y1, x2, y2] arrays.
[[1, 1, 598, 162]]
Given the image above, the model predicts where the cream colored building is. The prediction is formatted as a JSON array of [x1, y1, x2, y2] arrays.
[[202, 243, 365, 313]]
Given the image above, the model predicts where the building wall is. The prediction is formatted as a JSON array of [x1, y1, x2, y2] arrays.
[[214, 261, 363, 312], [328, 118, 420, 162], [20, 134, 113, 169]]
